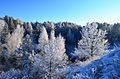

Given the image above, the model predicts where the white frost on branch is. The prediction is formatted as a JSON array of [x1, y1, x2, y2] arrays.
[[38, 26, 48, 51], [75, 22, 108, 61], [31, 29, 68, 78], [6, 24, 24, 53]]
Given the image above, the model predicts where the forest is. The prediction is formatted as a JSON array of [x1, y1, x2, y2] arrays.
[[0, 16, 120, 79]]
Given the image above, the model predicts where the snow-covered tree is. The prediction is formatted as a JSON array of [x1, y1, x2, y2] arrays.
[[50, 29, 55, 40], [29, 53, 48, 79], [44, 30, 67, 78], [0, 20, 9, 45], [0, 20, 6, 33], [0, 68, 22, 79], [50, 22, 55, 29], [31, 30, 68, 78], [9, 17, 15, 33], [75, 22, 108, 61], [22, 52, 31, 78], [19, 34, 34, 78], [5, 24, 24, 53], [21, 34, 33, 53], [26, 22, 33, 34], [38, 26, 48, 51], [24, 22, 33, 32]]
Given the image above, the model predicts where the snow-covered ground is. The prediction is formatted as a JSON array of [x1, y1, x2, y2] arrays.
[[65, 47, 120, 79]]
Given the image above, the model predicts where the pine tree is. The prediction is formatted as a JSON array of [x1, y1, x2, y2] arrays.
[[20, 34, 34, 78], [0, 20, 6, 33], [31, 30, 67, 78], [50, 29, 55, 41], [0, 20, 8, 45], [22, 52, 31, 78], [9, 17, 15, 33], [0, 23, 9, 44], [27, 22, 33, 34], [21, 34, 33, 53], [38, 26, 48, 51], [44, 30, 67, 78], [6, 24, 24, 53], [75, 22, 108, 61]]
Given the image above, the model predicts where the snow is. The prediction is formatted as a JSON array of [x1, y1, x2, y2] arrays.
[[65, 47, 120, 79]]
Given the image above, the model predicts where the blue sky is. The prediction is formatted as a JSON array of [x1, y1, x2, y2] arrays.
[[0, 0, 120, 25]]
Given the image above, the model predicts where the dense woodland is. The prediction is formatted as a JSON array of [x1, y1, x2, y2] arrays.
[[0, 16, 120, 79]]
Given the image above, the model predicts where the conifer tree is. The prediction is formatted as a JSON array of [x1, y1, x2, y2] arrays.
[[38, 26, 48, 51], [6, 24, 24, 53], [75, 22, 108, 61], [32, 29, 67, 78]]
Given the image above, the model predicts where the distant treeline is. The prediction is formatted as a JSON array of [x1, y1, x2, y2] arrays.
[[1, 16, 120, 48]]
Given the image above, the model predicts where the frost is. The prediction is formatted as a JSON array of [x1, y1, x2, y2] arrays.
[[38, 26, 48, 51], [6, 24, 24, 53], [75, 22, 108, 61]]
